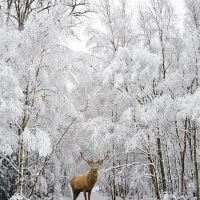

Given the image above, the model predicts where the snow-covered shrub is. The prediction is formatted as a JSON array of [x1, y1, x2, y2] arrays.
[[9, 193, 29, 200]]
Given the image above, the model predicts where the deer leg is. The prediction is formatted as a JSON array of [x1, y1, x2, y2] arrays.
[[72, 189, 76, 200], [73, 190, 80, 200], [83, 191, 87, 200], [88, 191, 91, 200], [73, 192, 76, 200]]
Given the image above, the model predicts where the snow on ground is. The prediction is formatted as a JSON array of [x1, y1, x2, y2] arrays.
[[76, 191, 108, 200], [63, 191, 108, 200], [65, 192, 122, 200], [64, 186, 122, 200]]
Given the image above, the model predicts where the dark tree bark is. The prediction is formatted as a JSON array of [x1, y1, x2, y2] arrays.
[[193, 122, 199, 200], [181, 118, 188, 195], [157, 136, 167, 194], [147, 151, 160, 200]]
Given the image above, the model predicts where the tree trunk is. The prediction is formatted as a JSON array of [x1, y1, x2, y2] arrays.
[[18, 83, 29, 195], [162, 47, 166, 79], [181, 118, 188, 195], [193, 122, 199, 200], [124, 153, 128, 199], [164, 134, 173, 194], [147, 152, 160, 199], [157, 134, 167, 193], [18, 137, 24, 194], [18, 68, 39, 195], [173, 143, 180, 194], [160, 31, 166, 80], [113, 164, 116, 200], [6, 0, 12, 24]]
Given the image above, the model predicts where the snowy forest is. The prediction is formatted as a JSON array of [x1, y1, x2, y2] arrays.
[[0, 0, 200, 199]]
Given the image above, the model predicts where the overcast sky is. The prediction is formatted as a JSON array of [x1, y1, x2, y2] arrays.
[[67, 0, 186, 53]]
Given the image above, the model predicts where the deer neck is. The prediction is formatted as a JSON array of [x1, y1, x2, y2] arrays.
[[86, 168, 98, 185], [89, 167, 98, 177]]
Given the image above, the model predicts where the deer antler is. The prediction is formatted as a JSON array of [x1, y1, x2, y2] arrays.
[[98, 151, 108, 165], [80, 151, 92, 165]]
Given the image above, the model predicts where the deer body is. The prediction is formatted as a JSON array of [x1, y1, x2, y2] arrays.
[[71, 168, 98, 199], [70, 152, 108, 200]]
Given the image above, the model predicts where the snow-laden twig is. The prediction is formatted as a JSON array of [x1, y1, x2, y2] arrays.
[[28, 118, 77, 198], [166, 120, 193, 134], [0, 154, 19, 174], [103, 162, 153, 172]]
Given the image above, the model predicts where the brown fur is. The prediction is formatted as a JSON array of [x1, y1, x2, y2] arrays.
[[70, 167, 98, 200]]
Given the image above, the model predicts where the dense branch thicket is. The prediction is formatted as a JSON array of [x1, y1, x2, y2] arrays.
[[0, 0, 200, 200]]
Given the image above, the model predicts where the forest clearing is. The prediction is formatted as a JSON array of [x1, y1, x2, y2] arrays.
[[0, 0, 200, 200]]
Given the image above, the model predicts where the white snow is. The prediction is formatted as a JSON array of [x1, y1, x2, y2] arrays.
[[9, 193, 29, 200], [68, 191, 109, 200], [63, 187, 122, 200]]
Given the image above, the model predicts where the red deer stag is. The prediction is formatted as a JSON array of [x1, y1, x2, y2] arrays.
[[70, 151, 108, 200]]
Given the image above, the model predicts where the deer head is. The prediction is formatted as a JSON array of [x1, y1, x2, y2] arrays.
[[80, 151, 108, 172]]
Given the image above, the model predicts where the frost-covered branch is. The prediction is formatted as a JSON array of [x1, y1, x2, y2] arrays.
[[104, 162, 153, 172], [0, 154, 19, 174], [28, 117, 77, 198]]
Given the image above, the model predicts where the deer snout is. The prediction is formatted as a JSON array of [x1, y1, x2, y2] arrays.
[[93, 166, 98, 171], [91, 164, 99, 171]]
